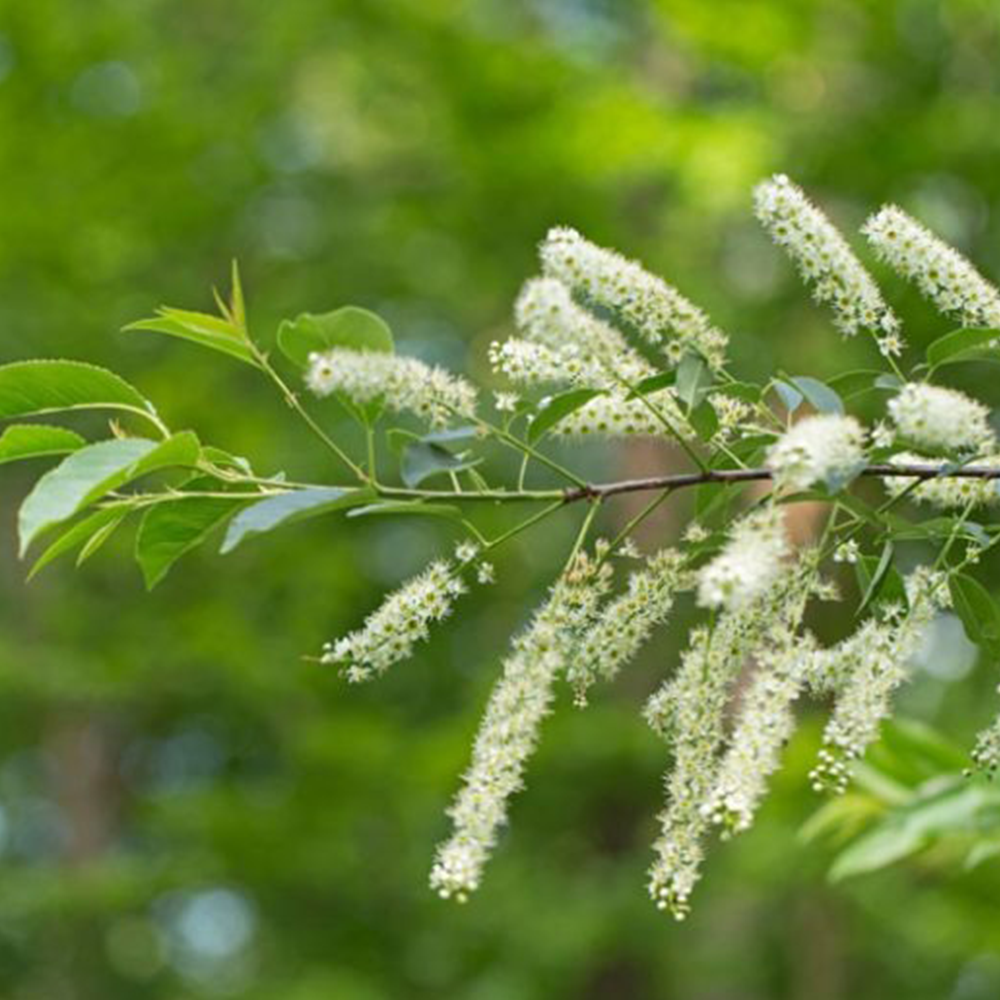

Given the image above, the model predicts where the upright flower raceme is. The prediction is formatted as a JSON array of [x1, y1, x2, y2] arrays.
[[322, 560, 466, 683], [754, 175, 902, 355], [429, 551, 612, 902], [809, 567, 949, 793], [539, 226, 728, 368], [863, 206, 1000, 328], [306, 348, 477, 428], [766, 413, 866, 491], [887, 382, 993, 454], [696, 506, 790, 611]]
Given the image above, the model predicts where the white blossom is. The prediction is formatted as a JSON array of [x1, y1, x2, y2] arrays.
[[971, 697, 1000, 776], [883, 452, 999, 509], [567, 548, 686, 705], [766, 414, 866, 491], [493, 391, 519, 412], [863, 205, 1000, 328], [539, 226, 728, 368], [307, 348, 477, 427], [808, 568, 948, 793], [833, 540, 860, 564], [887, 382, 993, 454], [430, 552, 612, 901], [547, 389, 693, 440], [754, 174, 901, 341], [696, 506, 790, 611], [322, 561, 466, 682]]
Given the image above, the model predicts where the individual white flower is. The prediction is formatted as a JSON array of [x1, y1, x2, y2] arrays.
[[539, 226, 728, 368], [306, 348, 476, 427], [430, 552, 613, 901], [863, 205, 1000, 328], [882, 452, 999, 509], [322, 561, 467, 682], [476, 562, 496, 585], [683, 522, 709, 544], [617, 538, 641, 559], [493, 390, 519, 412], [871, 420, 895, 450], [766, 414, 866, 491], [567, 548, 686, 705], [887, 382, 993, 453], [696, 507, 790, 611], [833, 540, 860, 564], [703, 633, 819, 837], [754, 174, 901, 341], [808, 567, 948, 793], [455, 541, 479, 564]]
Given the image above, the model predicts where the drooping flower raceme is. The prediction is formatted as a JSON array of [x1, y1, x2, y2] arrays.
[[696, 506, 790, 611], [567, 548, 687, 705], [809, 567, 948, 793], [547, 390, 693, 440], [429, 552, 612, 902], [539, 226, 729, 368], [644, 557, 818, 919], [754, 174, 901, 350], [863, 205, 1000, 328], [306, 348, 477, 427], [883, 452, 999, 509], [322, 561, 467, 683], [766, 413, 866, 491], [887, 382, 993, 454]]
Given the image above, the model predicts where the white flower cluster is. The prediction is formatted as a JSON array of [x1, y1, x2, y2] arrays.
[[809, 567, 948, 793], [971, 702, 1000, 776], [306, 348, 477, 428], [644, 559, 818, 918], [863, 206, 1000, 328], [766, 414, 866, 491], [888, 382, 993, 454], [322, 561, 466, 682], [702, 631, 819, 836], [512, 277, 652, 385], [567, 548, 687, 706], [539, 226, 728, 368], [883, 452, 999, 509], [754, 175, 901, 351], [696, 506, 790, 611], [429, 552, 613, 902], [547, 391, 692, 440]]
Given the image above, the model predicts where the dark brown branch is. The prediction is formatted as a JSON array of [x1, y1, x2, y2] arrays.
[[561, 463, 1000, 504]]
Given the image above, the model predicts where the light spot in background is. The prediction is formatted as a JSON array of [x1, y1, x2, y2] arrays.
[[120, 721, 227, 796], [257, 114, 325, 175], [909, 173, 990, 246], [244, 188, 323, 260], [70, 61, 143, 118], [914, 612, 977, 682]]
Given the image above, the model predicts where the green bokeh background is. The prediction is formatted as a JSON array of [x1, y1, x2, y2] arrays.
[[2, 2, 1000, 997]]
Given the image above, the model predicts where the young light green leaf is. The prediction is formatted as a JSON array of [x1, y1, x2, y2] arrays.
[[789, 375, 844, 415], [625, 371, 674, 400], [0, 360, 158, 426], [527, 389, 603, 444], [675, 353, 712, 410], [925, 327, 1000, 370], [0, 424, 85, 465], [125, 307, 258, 366], [854, 552, 906, 612], [277, 306, 394, 368], [773, 379, 803, 413], [18, 432, 201, 555], [221, 487, 374, 554], [857, 541, 894, 617], [137, 495, 246, 587], [27, 507, 128, 579], [401, 442, 481, 488]]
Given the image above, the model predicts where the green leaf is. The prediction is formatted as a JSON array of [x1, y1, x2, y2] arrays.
[[527, 389, 603, 444], [347, 500, 462, 521], [77, 511, 128, 565], [125, 307, 258, 366], [27, 507, 128, 579], [277, 306, 394, 368], [0, 424, 85, 465], [625, 371, 674, 400], [926, 327, 1000, 370], [221, 487, 374, 554], [17, 432, 200, 555], [400, 442, 481, 488], [773, 379, 803, 413], [857, 541, 894, 616], [0, 360, 158, 425], [828, 816, 926, 881], [789, 375, 844, 415], [827, 369, 881, 400], [137, 496, 246, 588], [949, 573, 1000, 655], [687, 398, 719, 440], [675, 354, 712, 411]]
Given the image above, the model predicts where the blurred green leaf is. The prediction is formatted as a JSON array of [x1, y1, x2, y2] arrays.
[[926, 327, 1000, 370], [949, 573, 1000, 656], [0, 424, 85, 465]]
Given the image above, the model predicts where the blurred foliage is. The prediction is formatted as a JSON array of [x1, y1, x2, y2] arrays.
[[2, 1, 1000, 997]]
